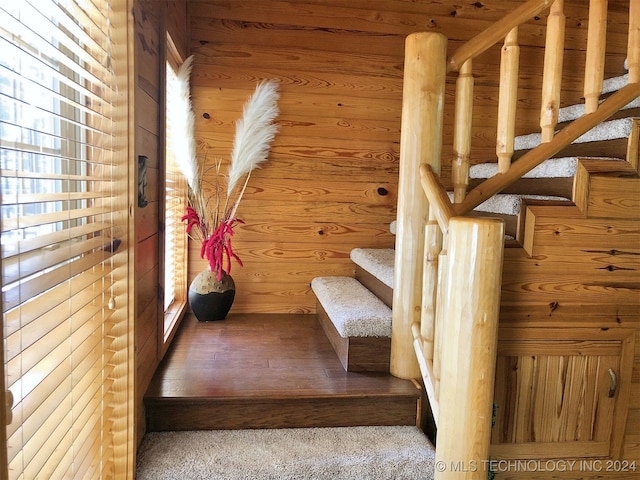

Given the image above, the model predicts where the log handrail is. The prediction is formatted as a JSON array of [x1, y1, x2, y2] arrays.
[[454, 82, 640, 215], [419, 164, 455, 234], [447, 0, 551, 73]]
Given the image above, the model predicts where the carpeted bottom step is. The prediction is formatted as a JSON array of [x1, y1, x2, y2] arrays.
[[311, 276, 392, 372], [136, 425, 436, 480]]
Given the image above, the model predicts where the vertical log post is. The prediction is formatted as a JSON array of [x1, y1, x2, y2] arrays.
[[496, 28, 519, 173], [391, 32, 447, 379], [628, 0, 639, 84], [584, 0, 608, 113], [434, 217, 505, 480], [540, 0, 565, 143], [452, 60, 474, 203]]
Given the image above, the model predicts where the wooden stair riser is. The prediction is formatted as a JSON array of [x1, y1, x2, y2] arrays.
[[146, 395, 420, 431], [316, 301, 391, 373], [354, 265, 393, 309]]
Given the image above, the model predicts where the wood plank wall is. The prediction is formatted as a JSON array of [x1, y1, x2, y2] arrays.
[[133, 0, 188, 446], [187, 0, 630, 314]]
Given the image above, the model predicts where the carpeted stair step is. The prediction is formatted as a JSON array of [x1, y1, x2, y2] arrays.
[[350, 248, 394, 308], [557, 73, 639, 126], [136, 426, 436, 480], [311, 276, 392, 372], [513, 117, 635, 161], [468, 156, 582, 197]]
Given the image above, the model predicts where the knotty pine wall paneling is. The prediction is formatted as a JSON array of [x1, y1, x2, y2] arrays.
[[187, 0, 630, 314], [133, 0, 161, 447], [133, 0, 189, 447]]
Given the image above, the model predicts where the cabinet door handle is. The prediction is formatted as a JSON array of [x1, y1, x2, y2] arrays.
[[608, 369, 617, 398]]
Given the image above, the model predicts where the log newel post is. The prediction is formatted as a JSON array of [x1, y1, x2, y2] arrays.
[[434, 217, 505, 480], [391, 32, 447, 379]]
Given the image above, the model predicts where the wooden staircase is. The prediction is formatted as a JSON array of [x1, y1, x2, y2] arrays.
[[310, 1, 640, 478]]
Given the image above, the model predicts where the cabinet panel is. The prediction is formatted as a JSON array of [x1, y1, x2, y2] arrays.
[[491, 328, 634, 460]]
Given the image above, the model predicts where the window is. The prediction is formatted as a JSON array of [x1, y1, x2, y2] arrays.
[[0, 1, 133, 478], [162, 34, 188, 346]]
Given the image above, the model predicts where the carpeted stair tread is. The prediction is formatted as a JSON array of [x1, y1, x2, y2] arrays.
[[558, 74, 639, 123], [136, 426, 436, 480], [469, 156, 623, 179], [470, 156, 578, 179], [515, 117, 634, 151], [473, 194, 570, 215], [447, 191, 569, 216], [350, 248, 395, 289], [311, 276, 392, 338]]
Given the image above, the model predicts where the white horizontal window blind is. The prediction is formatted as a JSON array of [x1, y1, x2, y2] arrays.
[[0, 0, 131, 478]]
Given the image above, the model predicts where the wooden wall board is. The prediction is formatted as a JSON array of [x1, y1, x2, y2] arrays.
[[133, 0, 189, 448], [166, 0, 189, 59], [229, 222, 396, 245]]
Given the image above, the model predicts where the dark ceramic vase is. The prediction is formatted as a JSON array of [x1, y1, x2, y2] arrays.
[[188, 268, 235, 321]]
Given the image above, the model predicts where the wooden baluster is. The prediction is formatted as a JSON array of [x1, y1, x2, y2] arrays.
[[452, 60, 474, 203], [434, 217, 505, 480], [391, 32, 447, 380], [432, 246, 449, 403], [540, 0, 565, 143], [419, 215, 443, 421], [628, 0, 639, 83], [496, 27, 519, 173], [584, 0, 608, 113], [421, 216, 441, 362]]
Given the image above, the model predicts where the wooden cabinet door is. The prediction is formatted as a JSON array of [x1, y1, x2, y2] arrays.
[[490, 328, 634, 460]]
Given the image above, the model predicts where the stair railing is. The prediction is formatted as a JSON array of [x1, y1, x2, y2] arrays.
[[391, 1, 640, 479]]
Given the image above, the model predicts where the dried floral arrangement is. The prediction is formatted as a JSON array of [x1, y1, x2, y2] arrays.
[[172, 56, 280, 280]]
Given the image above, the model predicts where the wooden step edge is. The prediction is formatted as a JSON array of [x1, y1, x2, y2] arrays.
[[626, 118, 639, 174], [573, 158, 639, 219], [145, 393, 420, 431], [520, 200, 581, 256]]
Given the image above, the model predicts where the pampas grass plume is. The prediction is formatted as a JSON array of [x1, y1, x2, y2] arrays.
[[227, 80, 280, 195], [172, 55, 198, 195]]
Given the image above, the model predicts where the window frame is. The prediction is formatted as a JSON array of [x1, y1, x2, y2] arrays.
[[159, 31, 188, 355]]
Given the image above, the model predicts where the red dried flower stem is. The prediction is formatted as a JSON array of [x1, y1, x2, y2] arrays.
[[182, 208, 244, 281]]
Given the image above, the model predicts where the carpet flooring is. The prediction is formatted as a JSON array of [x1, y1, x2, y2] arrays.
[[136, 426, 435, 480]]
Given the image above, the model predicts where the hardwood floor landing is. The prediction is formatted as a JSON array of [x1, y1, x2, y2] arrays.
[[144, 313, 421, 431]]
